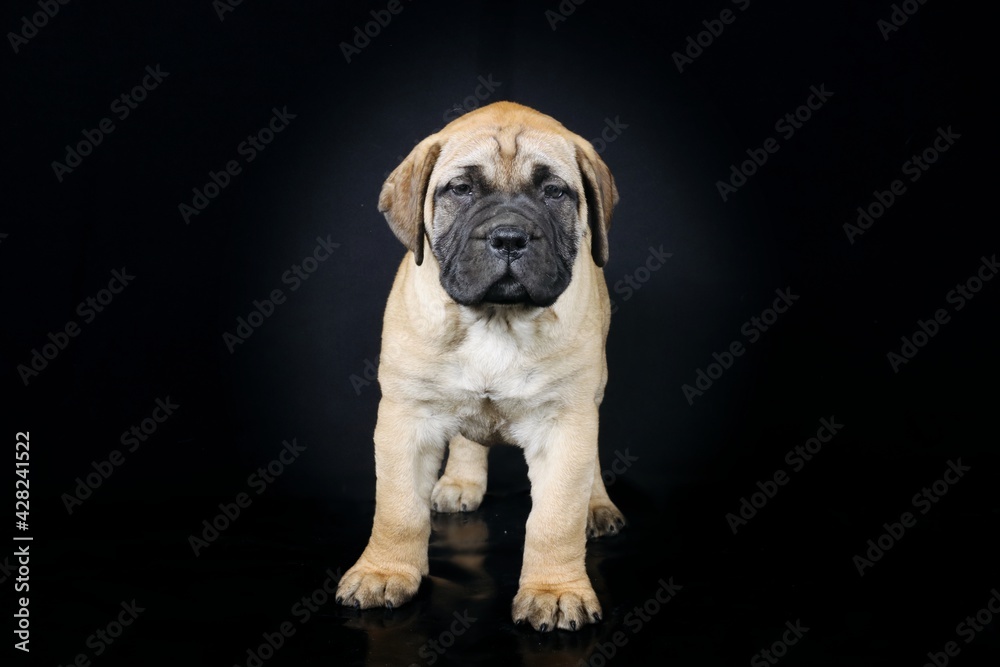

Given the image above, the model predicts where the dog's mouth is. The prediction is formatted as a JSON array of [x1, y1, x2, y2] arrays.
[[482, 274, 530, 305], [436, 219, 572, 309]]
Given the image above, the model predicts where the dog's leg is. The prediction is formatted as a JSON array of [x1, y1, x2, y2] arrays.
[[587, 451, 626, 538], [431, 434, 488, 513], [336, 399, 445, 609], [513, 409, 602, 631]]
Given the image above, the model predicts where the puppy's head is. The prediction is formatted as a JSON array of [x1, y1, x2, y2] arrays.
[[379, 102, 618, 308]]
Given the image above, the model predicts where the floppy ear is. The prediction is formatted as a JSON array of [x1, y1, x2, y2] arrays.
[[378, 139, 441, 265], [575, 143, 619, 267]]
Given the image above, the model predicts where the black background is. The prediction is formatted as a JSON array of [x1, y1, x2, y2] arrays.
[[4, 0, 997, 665]]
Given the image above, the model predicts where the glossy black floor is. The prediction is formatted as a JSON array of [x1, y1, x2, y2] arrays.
[[23, 439, 999, 666]]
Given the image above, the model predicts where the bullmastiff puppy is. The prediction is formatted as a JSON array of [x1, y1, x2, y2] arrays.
[[336, 101, 624, 631]]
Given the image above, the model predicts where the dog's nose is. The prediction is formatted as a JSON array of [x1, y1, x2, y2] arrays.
[[488, 226, 529, 260]]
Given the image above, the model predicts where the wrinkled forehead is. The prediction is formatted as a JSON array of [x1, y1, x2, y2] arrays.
[[433, 125, 580, 188]]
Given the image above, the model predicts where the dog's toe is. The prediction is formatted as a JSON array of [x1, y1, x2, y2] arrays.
[[587, 502, 626, 539], [336, 559, 421, 609], [512, 581, 601, 632], [431, 474, 485, 513]]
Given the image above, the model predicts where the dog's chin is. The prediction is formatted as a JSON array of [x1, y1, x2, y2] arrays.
[[446, 275, 559, 309], [482, 276, 531, 305]]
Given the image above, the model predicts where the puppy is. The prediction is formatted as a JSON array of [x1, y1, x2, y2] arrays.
[[337, 101, 624, 631]]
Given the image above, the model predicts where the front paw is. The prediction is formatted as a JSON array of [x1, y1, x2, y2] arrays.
[[336, 557, 421, 610], [512, 580, 602, 632], [431, 474, 486, 512]]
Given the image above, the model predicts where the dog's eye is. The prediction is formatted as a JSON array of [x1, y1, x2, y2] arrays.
[[450, 183, 472, 196], [543, 184, 564, 199]]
